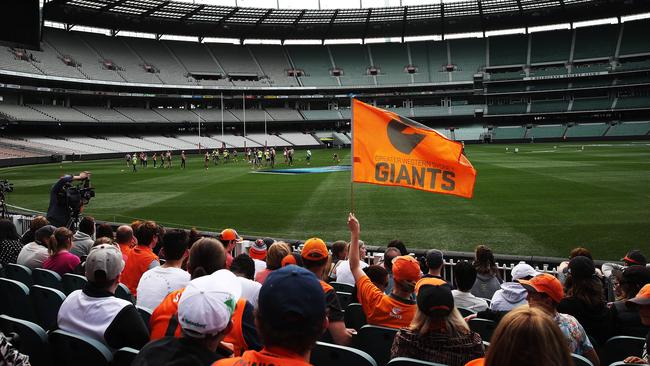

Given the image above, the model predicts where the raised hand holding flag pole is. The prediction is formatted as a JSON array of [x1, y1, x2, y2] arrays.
[[350, 99, 476, 201]]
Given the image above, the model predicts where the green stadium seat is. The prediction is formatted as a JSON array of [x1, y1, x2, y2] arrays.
[[30, 285, 66, 331], [356, 324, 398, 366], [62, 273, 87, 295], [530, 30, 572, 63], [571, 97, 612, 112], [0, 314, 50, 366], [529, 81, 568, 91], [331, 282, 355, 293], [344, 303, 367, 331], [336, 291, 354, 309], [0, 278, 36, 322], [492, 126, 526, 139], [406, 42, 432, 84], [449, 38, 485, 82], [530, 99, 569, 113], [570, 78, 613, 89], [615, 96, 650, 110], [619, 19, 650, 56], [489, 70, 525, 81], [330, 45, 375, 86], [412, 106, 449, 117], [311, 341, 377, 366], [573, 24, 619, 60], [603, 336, 645, 366], [5, 263, 33, 287], [370, 43, 412, 86], [571, 353, 594, 366], [606, 121, 650, 136], [487, 103, 527, 115], [32, 268, 63, 292], [615, 59, 650, 72], [489, 34, 527, 66], [468, 318, 496, 342], [528, 125, 566, 139], [115, 283, 134, 304], [387, 357, 447, 366], [136, 306, 153, 331], [529, 66, 567, 77], [566, 123, 608, 138], [113, 347, 139, 366], [427, 41, 452, 83], [50, 329, 113, 366]]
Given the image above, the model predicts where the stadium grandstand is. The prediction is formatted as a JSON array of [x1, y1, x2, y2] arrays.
[[1, 0, 650, 365]]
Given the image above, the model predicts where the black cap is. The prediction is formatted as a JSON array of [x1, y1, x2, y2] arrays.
[[623, 250, 647, 266], [568, 256, 595, 279], [621, 266, 650, 287]]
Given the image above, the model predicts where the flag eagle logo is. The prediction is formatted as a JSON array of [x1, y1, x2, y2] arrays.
[[387, 118, 426, 154]]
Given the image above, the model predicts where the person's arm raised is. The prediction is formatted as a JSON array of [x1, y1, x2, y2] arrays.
[[347, 213, 365, 282]]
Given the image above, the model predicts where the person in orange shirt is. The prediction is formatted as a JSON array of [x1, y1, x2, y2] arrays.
[[120, 221, 160, 296], [218, 228, 241, 268], [213, 265, 328, 366], [149, 237, 261, 356], [348, 213, 420, 329], [301, 237, 356, 346]]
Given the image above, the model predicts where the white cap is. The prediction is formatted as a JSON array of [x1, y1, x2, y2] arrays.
[[178, 270, 242, 338], [511, 262, 540, 281]]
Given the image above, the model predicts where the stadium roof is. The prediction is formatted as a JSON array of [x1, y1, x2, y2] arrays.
[[44, 0, 650, 40]]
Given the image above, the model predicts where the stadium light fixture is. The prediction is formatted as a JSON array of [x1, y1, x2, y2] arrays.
[[403, 35, 442, 42], [485, 28, 526, 37], [283, 39, 323, 45], [445, 32, 483, 40], [159, 34, 200, 42], [365, 37, 403, 44], [203, 37, 241, 44], [243, 39, 283, 44], [621, 12, 650, 22], [573, 17, 618, 28], [528, 23, 571, 33], [324, 38, 363, 44]]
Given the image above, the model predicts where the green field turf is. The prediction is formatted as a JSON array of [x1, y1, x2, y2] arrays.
[[2, 141, 649, 260]]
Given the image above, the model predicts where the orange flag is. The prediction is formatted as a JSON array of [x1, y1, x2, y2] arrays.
[[352, 99, 476, 198]]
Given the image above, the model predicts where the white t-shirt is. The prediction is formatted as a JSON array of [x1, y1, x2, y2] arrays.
[[16, 242, 49, 269], [452, 290, 489, 312], [253, 259, 267, 276], [237, 276, 262, 308], [332, 260, 369, 286], [136, 266, 190, 310]]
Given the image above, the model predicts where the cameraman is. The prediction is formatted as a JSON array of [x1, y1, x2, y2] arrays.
[[46, 172, 90, 228]]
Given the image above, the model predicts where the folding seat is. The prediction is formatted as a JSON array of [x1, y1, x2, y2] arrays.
[[0, 314, 50, 366], [311, 341, 377, 366], [457, 307, 476, 317], [386, 357, 447, 366], [62, 273, 87, 295], [331, 282, 355, 293], [32, 268, 63, 292], [113, 347, 139, 366], [356, 324, 399, 366], [467, 318, 496, 342], [30, 284, 66, 331], [0, 278, 36, 322], [136, 306, 152, 331], [337, 291, 354, 309], [571, 353, 594, 366], [344, 303, 367, 331], [5, 263, 33, 287], [602, 335, 646, 365], [115, 283, 134, 303], [49, 329, 113, 366]]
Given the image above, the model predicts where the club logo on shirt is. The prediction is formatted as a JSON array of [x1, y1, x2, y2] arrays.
[[390, 306, 403, 319]]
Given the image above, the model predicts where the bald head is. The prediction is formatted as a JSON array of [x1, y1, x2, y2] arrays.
[[115, 225, 133, 245]]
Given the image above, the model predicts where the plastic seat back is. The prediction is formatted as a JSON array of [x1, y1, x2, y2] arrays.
[[311, 341, 377, 366], [331, 282, 355, 293], [136, 306, 153, 331], [387, 357, 448, 366], [0, 314, 49, 366], [0, 277, 36, 322], [30, 285, 66, 331], [571, 353, 594, 366], [457, 307, 476, 317], [356, 324, 399, 366], [337, 291, 353, 309], [62, 273, 87, 295], [32, 268, 63, 292], [115, 283, 134, 303], [113, 347, 139, 366], [344, 303, 367, 331], [468, 318, 496, 342], [49, 329, 112, 366], [6, 263, 33, 287], [603, 335, 646, 365]]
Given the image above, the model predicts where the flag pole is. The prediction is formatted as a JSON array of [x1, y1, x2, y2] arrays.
[[350, 97, 355, 215]]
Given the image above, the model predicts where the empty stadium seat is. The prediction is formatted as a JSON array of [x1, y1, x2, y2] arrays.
[[571, 353, 594, 366], [62, 273, 87, 295], [0, 314, 50, 366], [0, 278, 36, 322], [356, 325, 398, 366], [311, 341, 377, 366], [112, 347, 139, 366], [344, 303, 367, 331], [49, 329, 113, 366], [32, 268, 63, 291], [5, 263, 33, 287], [30, 285, 66, 331], [136, 306, 153, 331], [468, 318, 496, 342], [116, 283, 134, 304], [603, 336, 646, 365], [387, 357, 447, 366]]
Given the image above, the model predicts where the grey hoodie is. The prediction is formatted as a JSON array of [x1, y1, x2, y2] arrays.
[[70, 231, 94, 258], [490, 282, 528, 311]]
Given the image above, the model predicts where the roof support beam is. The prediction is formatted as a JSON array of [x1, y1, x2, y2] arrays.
[[440, 1, 445, 40], [477, 0, 485, 34], [141, 1, 170, 17], [180, 4, 205, 21], [218, 8, 239, 25], [99, 0, 126, 13], [323, 9, 339, 40], [401, 6, 408, 42], [362, 9, 372, 41]]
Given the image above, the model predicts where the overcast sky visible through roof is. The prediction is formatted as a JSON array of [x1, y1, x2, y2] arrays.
[[175, 0, 467, 9]]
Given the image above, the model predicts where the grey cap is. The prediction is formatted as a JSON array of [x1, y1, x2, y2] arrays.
[[35, 225, 56, 241], [85, 244, 125, 282], [426, 249, 444, 269]]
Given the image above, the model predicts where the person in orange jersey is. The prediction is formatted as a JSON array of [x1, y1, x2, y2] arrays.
[[218, 228, 242, 268], [301, 237, 356, 346], [213, 265, 328, 366], [464, 306, 572, 366], [348, 213, 420, 329], [120, 220, 160, 296]]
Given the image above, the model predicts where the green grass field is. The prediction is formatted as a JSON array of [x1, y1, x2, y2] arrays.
[[2, 141, 649, 260]]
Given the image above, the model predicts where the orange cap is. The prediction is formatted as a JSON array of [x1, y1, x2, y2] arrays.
[[301, 238, 329, 261], [392, 256, 422, 282], [627, 283, 650, 306], [281, 254, 298, 267], [519, 273, 564, 304], [219, 228, 241, 242]]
